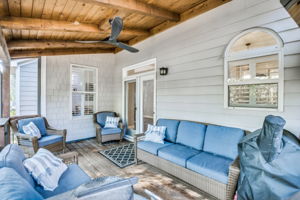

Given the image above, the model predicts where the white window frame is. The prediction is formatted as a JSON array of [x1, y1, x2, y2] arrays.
[[224, 28, 284, 112], [70, 64, 98, 120]]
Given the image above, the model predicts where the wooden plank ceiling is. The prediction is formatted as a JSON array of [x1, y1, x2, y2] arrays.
[[0, 0, 231, 58], [281, 0, 300, 26]]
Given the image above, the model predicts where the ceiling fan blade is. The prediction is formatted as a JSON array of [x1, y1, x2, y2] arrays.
[[102, 41, 138, 53], [116, 42, 139, 53], [110, 16, 123, 41], [75, 41, 102, 43]]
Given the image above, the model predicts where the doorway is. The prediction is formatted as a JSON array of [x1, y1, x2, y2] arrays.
[[123, 59, 156, 139]]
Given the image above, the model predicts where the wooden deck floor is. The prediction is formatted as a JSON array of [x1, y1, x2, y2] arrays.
[[65, 138, 215, 200]]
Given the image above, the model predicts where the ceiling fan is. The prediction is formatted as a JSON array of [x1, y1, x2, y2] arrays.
[[76, 17, 139, 53]]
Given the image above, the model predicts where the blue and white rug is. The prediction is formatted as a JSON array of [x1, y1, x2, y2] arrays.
[[99, 143, 135, 168]]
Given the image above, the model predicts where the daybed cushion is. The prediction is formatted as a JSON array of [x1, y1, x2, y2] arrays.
[[158, 144, 200, 167], [0, 167, 43, 200], [156, 119, 180, 143], [176, 121, 207, 150], [18, 117, 47, 136], [101, 128, 122, 135], [186, 152, 233, 184], [35, 164, 91, 198], [96, 112, 115, 128], [137, 141, 172, 155], [203, 125, 244, 159], [0, 144, 35, 187]]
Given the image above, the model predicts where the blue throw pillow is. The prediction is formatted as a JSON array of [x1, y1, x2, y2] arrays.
[[18, 117, 47, 136], [0, 167, 43, 200]]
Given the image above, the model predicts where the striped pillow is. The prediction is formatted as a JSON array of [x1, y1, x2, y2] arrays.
[[23, 122, 42, 139], [23, 148, 67, 191], [104, 116, 120, 128], [144, 124, 167, 144]]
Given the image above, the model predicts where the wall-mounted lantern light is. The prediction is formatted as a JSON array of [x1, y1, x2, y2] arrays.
[[159, 67, 168, 76]]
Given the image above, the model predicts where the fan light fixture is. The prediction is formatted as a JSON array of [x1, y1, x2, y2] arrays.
[[160, 67, 168, 76]]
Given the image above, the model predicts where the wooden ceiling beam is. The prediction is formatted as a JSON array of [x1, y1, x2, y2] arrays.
[[10, 48, 115, 58], [7, 40, 115, 50], [281, 0, 300, 26], [0, 17, 149, 36], [117, 0, 232, 53], [76, 0, 179, 21], [0, 27, 10, 65]]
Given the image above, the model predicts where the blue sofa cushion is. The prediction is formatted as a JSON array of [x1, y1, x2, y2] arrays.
[[176, 121, 207, 150], [0, 144, 35, 187], [18, 117, 47, 136], [137, 141, 172, 155], [101, 128, 122, 135], [203, 125, 244, 159], [186, 152, 233, 184], [158, 144, 200, 167], [0, 167, 43, 200], [36, 164, 91, 198], [96, 112, 115, 128], [156, 119, 180, 143]]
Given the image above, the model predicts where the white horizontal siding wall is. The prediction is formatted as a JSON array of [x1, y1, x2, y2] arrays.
[[16, 59, 38, 115], [44, 54, 115, 141], [113, 0, 300, 136]]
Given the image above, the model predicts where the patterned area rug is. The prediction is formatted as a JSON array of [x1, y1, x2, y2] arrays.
[[99, 143, 135, 168]]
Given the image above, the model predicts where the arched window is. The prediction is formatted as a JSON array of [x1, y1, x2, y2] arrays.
[[224, 28, 284, 111]]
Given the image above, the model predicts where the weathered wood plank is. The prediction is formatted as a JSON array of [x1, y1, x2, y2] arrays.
[[8, 40, 115, 50], [0, 17, 149, 36]]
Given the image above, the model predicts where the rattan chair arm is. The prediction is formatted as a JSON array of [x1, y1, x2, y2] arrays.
[[58, 152, 78, 165], [15, 132, 35, 140], [46, 127, 65, 135]]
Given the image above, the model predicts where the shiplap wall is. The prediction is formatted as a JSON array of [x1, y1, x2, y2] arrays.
[[16, 59, 38, 115], [44, 54, 115, 141], [113, 0, 300, 136]]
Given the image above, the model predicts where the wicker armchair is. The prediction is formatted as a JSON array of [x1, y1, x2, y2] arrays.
[[93, 111, 124, 144], [9, 115, 67, 153]]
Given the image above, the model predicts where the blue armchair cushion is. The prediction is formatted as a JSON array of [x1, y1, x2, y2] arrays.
[[0, 144, 35, 187], [101, 128, 122, 135], [137, 141, 172, 155], [96, 112, 115, 127], [186, 152, 233, 184], [38, 135, 63, 147], [158, 144, 200, 167], [0, 167, 43, 200], [203, 125, 244, 159], [35, 164, 91, 198], [18, 117, 47, 136], [19, 134, 63, 147], [176, 121, 207, 150], [156, 119, 180, 143]]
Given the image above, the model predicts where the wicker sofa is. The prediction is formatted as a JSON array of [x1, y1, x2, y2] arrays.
[[134, 119, 246, 200]]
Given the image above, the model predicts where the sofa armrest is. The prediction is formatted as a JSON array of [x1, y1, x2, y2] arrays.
[[134, 133, 145, 163], [226, 157, 240, 200], [134, 133, 145, 141], [58, 152, 78, 165]]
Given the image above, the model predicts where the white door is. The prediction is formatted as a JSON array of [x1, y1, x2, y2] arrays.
[[139, 74, 156, 132], [124, 74, 156, 137]]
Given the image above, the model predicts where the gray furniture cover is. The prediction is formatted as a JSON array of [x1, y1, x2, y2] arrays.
[[237, 115, 300, 200]]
